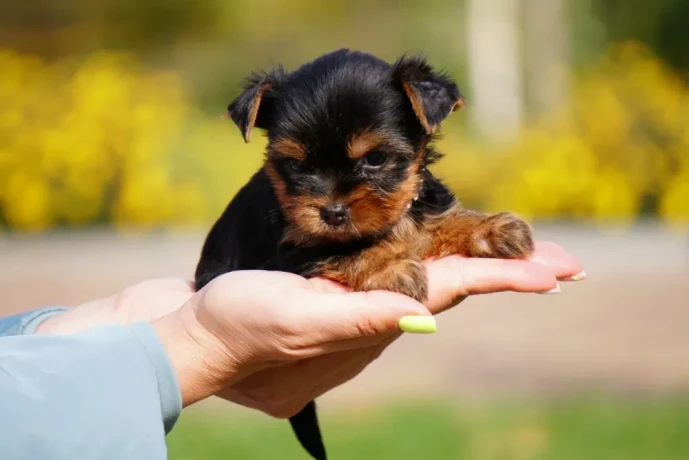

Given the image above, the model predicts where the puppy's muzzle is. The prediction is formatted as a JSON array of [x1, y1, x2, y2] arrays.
[[320, 203, 349, 227]]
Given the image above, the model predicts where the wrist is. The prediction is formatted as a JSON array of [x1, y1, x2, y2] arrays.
[[34, 309, 82, 334], [151, 305, 235, 407], [35, 297, 119, 335], [0, 306, 70, 336]]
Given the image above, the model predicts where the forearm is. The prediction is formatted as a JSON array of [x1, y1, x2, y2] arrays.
[[0, 322, 181, 460]]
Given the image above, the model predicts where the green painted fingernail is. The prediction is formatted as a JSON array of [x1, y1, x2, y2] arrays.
[[569, 270, 587, 281], [399, 316, 437, 334]]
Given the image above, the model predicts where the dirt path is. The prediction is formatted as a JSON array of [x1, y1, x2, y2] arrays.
[[1, 224, 687, 404]]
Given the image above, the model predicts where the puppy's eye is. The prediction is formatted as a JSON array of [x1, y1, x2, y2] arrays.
[[362, 151, 388, 168]]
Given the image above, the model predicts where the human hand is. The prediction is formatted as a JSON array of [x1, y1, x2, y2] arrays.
[[215, 241, 584, 417], [151, 269, 433, 407], [36, 278, 195, 335], [37, 240, 584, 416], [425, 241, 584, 313], [37, 240, 582, 335]]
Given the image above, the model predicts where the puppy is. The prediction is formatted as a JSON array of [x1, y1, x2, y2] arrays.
[[194, 49, 534, 459]]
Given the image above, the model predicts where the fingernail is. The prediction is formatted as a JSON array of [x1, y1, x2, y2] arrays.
[[564, 270, 587, 282], [399, 315, 437, 334], [538, 283, 561, 295]]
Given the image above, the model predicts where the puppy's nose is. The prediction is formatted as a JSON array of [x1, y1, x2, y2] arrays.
[[320, 204, 349, 227]]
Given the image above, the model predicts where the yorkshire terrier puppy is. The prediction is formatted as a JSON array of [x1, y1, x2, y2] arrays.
[[195, 49, 534, 459]]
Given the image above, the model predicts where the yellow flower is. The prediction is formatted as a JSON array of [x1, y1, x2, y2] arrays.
[[0, 41, 686, 231]]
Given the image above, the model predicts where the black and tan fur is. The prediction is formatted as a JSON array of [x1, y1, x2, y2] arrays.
[[195, 49, 534, 460]]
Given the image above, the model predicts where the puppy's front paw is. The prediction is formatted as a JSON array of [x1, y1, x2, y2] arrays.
[[470, 212, 534, 259], [358, 259, 428, 302]]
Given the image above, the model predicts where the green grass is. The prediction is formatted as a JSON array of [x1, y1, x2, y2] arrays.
[[167, 398, 689, 460]]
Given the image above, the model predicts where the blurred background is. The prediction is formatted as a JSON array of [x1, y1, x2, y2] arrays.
[[1, 0, 688, 458]]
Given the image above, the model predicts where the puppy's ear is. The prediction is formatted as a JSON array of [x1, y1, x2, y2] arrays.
[[393, 56, 464, 135], [227, 69, 281, 143]]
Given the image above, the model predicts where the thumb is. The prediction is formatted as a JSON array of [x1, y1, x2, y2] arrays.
[[295, 289, 433, 346]]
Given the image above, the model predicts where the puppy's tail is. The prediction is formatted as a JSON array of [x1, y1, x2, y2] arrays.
[[289, 400, 327, 460]]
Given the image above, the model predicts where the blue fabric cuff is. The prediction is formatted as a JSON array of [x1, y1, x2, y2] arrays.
[[0, 306, 70, 337], [130, 322, 183, 433]]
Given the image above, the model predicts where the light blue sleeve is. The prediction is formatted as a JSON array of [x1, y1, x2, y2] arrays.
[[0, 306, 71, 336], [0, 316, 183, 460]]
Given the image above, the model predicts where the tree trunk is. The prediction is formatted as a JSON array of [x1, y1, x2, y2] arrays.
[[466, 0, 523, 141], [523, 0, 571, 119]]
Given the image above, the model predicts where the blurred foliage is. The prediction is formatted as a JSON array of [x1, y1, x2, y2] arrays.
[[168, 399, 689, 459], [0, 0, 225, 57], [0, 0, 468, 113], [0, 49, 263, 231], [0, 41, 687, 231], [595, 0, 689, 75], [440, 42, 689, 227]]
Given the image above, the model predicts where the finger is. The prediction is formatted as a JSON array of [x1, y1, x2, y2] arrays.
[[215, 351, 365, 417], [306, 342, 391, 401], [219, 338, 398, 418], [283, 331, 405, 358], [529, 241, 585, 281], [286, 290, 431, 350], [299, 334, 400, 401], [425, 256, 559, 314], [307, 277, 350, 293]]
